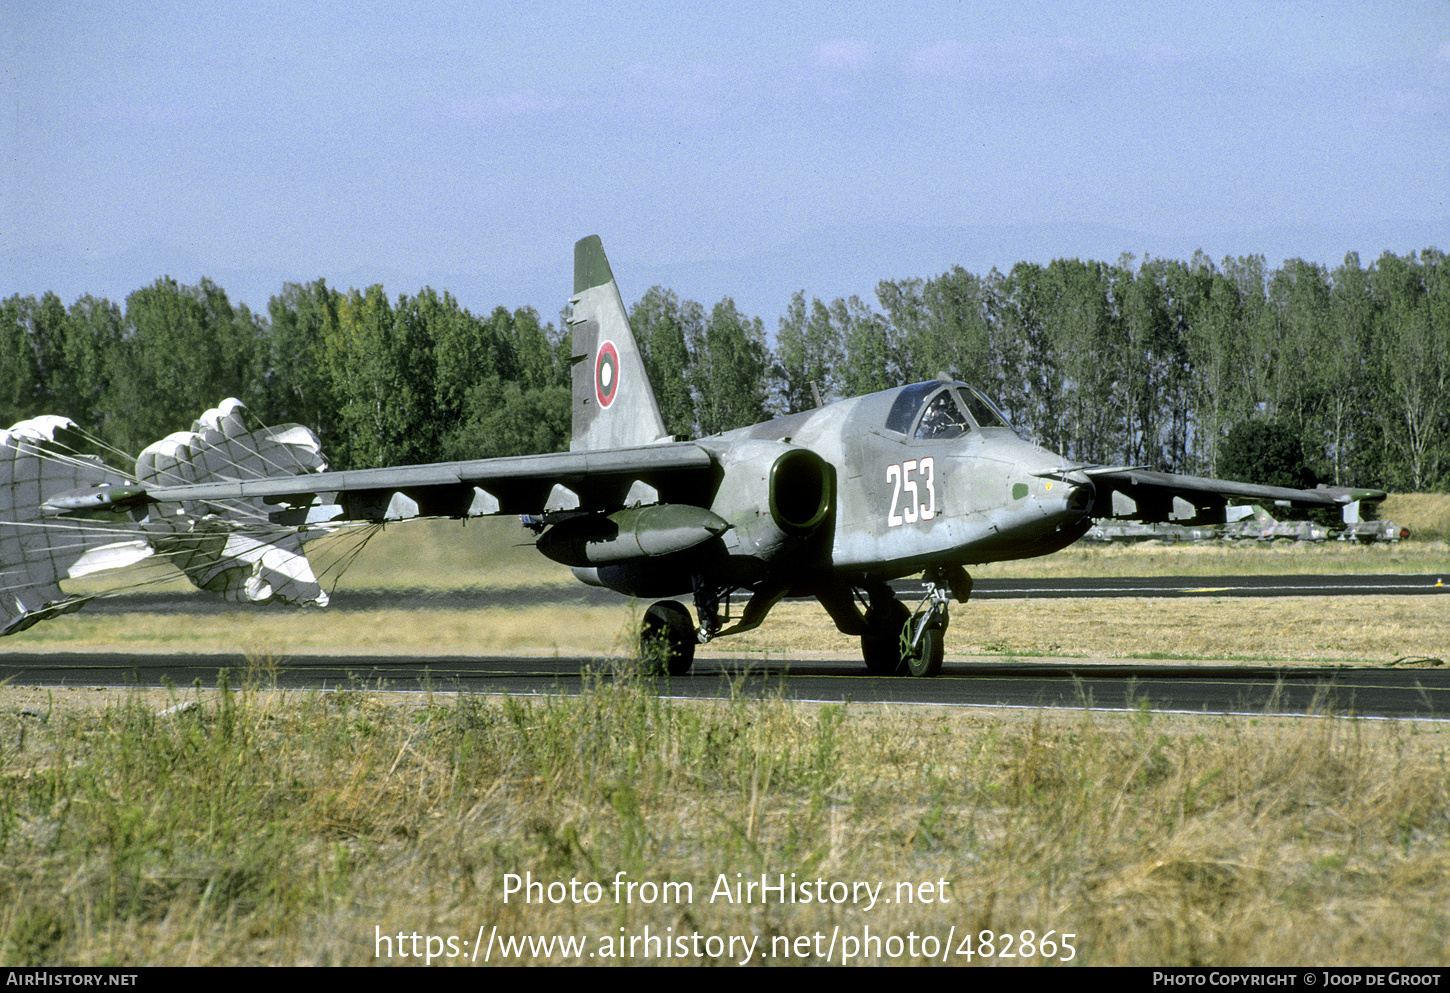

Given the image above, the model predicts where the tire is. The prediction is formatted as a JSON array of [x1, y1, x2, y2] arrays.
[[860, 599, 909, 676], [903, 624, 944, 678], [640, 600, 696, 676]]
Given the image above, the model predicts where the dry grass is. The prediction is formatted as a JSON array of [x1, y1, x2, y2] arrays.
[[9, 595, 1446, 670], [972, 538, 1450, 579], [3, 605, 636, 657], [1382, 493, 1450, 543], [714, 597, 1450, 667], [0, 681, 1444, 966]]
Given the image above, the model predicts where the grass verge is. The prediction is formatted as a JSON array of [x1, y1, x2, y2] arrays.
[[10, 596, 1446, 670], [0, 679, 1445, 966]]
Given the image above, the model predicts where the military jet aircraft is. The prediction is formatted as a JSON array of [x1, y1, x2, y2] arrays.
[[18, 236, 1387, 676]]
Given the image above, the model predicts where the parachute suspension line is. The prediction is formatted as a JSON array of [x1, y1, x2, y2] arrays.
[[0, 518, 148, 542], [63, 565, 204, 602], [133, 399, 328, 493], [215, 404, 332, 480], [300, 522, 385, 593], [3, 443, 110, 480], [245, 411, 330, 477]]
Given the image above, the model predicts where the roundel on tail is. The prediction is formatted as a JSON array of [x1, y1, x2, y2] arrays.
[[595, 339, 620, 409]]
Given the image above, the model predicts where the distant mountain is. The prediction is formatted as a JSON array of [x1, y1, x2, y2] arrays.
[[9, 218, 1443, 338]]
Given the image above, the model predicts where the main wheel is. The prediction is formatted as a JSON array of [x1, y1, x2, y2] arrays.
[[639, 600, 696, 676], [860, 599, 909, 676]]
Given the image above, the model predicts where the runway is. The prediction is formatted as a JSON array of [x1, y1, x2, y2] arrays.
[[962, 574, 1449, 598], [3, 652, 1446, 720], [74, 572, 1450, 615]]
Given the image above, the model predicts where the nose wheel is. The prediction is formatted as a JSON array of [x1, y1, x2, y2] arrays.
[[902, 588, 949, 677]]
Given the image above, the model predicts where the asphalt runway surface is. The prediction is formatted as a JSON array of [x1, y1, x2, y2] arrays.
[[3, 653, 1446, 721]]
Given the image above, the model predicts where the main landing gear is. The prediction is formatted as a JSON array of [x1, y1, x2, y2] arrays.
[[638, 575, 793, 677], [639, 566, 973, 679], [638, 600, 696, 676]]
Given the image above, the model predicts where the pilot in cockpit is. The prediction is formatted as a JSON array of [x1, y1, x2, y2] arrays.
[[915, 390, 970, 440]]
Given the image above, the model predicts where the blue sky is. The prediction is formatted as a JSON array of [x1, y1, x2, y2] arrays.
[[4, 1, 1447, 328]]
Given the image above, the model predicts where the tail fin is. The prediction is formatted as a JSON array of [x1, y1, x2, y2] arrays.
[[567, 236, 671, 451]]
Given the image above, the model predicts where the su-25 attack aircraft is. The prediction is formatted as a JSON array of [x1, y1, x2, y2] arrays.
[[23, 236, 1387, 676]]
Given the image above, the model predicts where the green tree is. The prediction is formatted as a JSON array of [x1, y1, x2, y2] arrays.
[[629, 287, 698, 437], [0, 295, 42, 427], [112, 277, 264, 453], [441, 379, 571, 460], [428, 291, 497, 438], [29, 292, 70, 416], [836, 295, 893, 398], [321, 285, 396, 469], [1218, 420, 1314, 489], [1316, 253, 1377, 486], [1040, 259, 1119, 464], [60, 295, 126, 440], [1182, 255, 1252, 477], [771, 290, 842, 415], [508, 305, 559, 392], [874, 278, 924, 383], [1221, 254, 1273, 419], [922, 266, 992, 392], [1266, 259, 1332, 453], [994, 262, 1061, 448], [266, 279, 340, 448], [1113, 255, 1172, 467], [1369, 251, 1447, 491], [689, 298, 769, 435]]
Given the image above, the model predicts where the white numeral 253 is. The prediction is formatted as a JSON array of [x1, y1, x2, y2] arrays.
[[886, 457, 936, 526]]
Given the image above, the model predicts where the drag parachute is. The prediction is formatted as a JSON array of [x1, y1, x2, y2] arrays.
[[0, 400, 339, 636]]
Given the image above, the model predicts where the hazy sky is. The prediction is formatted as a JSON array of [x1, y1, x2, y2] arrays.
[[4, 1, 1447, 319]]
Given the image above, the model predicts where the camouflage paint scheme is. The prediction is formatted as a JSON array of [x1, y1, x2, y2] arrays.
[[128, 236, 1387, 677]]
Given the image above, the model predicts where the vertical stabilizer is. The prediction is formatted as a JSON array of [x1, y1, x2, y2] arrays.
[[568, 236, 671, 451]]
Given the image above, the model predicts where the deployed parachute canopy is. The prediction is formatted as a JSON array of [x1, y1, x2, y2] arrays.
[[1, 400, 339, 636]]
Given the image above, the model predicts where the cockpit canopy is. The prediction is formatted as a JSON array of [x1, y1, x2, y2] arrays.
[[884, 381, 1015, 440]]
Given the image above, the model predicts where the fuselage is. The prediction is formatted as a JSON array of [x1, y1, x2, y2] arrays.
[[571, 380, 1096, 599], [711, 380, 1095, 581]]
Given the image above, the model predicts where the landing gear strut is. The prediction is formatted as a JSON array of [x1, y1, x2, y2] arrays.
[[900, 577, 951, 677]]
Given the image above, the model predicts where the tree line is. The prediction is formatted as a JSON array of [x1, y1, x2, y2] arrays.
[[2, 247, 1446, 492]]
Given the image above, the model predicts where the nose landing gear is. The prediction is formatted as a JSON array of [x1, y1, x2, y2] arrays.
[[857, 565, 971, 677]]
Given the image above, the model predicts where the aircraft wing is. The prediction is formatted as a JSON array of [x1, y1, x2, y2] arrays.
[[134, 443, 720, 523], [1073, 466, 1387, 524]]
